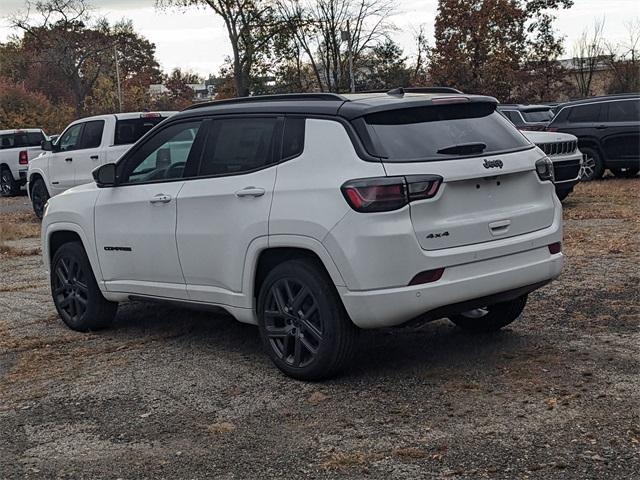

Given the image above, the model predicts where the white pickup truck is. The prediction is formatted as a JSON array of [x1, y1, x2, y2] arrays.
[[0, 129, 47, 197], [27, 112, 175, 217]]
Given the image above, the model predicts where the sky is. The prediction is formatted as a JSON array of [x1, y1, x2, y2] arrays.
[[1, 0, 639, 76]]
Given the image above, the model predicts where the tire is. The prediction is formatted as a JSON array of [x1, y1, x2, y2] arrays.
[[0, 167, 20, 197], [30, 177, 50, 219], [448, 294, 528, 333], [257, 258, 358, 381], [579, 147, 604, 181], [51, 241, 117, 332], [610, 167, 639, 178]]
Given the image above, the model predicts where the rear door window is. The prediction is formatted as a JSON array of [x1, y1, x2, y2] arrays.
[[567, 103, 603, 123], [365, 103, 530, 161], [80, 120, 105, 149], [607, 99, 640, 122], [198, 117, 278, 176], [114, 116, 166, 145]]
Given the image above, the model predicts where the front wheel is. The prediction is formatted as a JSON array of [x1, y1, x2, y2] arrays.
[[579, 148, 604, 181], [0, 167, 20, 197], [449, 295, 528, 333], [257, 258, 358, 381], [30, 178, 50, 219], [610, 167, 639, 178], [51, 241, 118, 332]]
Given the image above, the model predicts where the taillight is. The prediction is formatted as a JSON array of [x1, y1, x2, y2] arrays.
[[19, 150, 28, 165], [535, 157, 554, 182], [431, 96, 469, 105], [548, 242, 561, 254], [408, 268, 445, 286], [341, 175, 442, 213]]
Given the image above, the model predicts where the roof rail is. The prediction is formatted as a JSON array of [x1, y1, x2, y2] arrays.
[[358, 87, 463, 96], [183, 93, 348, 111]]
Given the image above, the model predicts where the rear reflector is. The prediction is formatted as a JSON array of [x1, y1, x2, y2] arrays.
[[409, 268, 445, 286], [18, 150, 28, 165], [548, 242, 561, 254], [341, 175, 442, 213]]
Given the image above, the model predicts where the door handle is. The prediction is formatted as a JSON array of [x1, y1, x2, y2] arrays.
[[595, 124, 608, 129], [65, 157, 73, 162], [150, 193, 172, 204], [90, 155, 99, 160], [235, 186, 266, 198]]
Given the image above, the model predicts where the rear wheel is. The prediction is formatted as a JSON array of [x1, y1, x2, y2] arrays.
[[610, 167, 639, 178], [51, 241, 117, 332], [30, 178, 49, 219], [579, 147, 604, 181], [0, 167, 19, 197], [449, 295, 528, 333], [257, 258, 358, 381]]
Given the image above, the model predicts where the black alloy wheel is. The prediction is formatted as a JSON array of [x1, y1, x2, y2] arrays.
[[31, 178, 49, 219], [263, 277, 324, 369], [52, 253, 90, 324]]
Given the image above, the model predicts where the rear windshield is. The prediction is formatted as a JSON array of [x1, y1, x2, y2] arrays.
[[522, 110, 554, 122], [114, 117, 166, 145], [0, 131, 45, 149], [365, 103, 530, 161]]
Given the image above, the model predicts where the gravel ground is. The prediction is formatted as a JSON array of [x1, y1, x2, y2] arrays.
[[0, 179, 638, 479]]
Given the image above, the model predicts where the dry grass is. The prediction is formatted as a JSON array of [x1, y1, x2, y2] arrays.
[[319, 451, 382, 471], [562, 178, 640, 257], [0, 211, 40, 242]]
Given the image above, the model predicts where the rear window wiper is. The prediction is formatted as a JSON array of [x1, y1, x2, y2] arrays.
[[436, 142, 487, 155]]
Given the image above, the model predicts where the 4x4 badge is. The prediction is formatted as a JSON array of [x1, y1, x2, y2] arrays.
[[483, 159, 504, 169]]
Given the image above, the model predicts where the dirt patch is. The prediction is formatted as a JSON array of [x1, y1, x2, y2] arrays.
[[0, 179, 639, 479]]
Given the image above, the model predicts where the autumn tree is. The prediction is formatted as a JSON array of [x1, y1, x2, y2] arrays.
[[430, 0, 573, 101], [359, 39, 409, 90]]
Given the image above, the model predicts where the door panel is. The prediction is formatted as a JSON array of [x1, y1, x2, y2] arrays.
[[50, 123, 83, 193], [95, 182, 188, 299], [176, 116, 280, 303], [602, 100, 640, 162], [74, 120, 105, 187]]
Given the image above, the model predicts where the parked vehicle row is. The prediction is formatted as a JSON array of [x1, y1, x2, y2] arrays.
[[27, 112, 175, 217], [41, 90, 564, 380]]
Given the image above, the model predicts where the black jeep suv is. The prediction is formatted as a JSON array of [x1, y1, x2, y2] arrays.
[[546, 94, 640, 180]]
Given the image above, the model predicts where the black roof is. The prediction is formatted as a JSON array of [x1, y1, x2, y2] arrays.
[[174, 90, 498, 121], [556, 93, 639, 108]]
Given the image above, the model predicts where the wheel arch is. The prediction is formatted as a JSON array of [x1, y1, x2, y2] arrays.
[[248, 236, 346, 303], [44, 223, 104, 290], [577, 137, 604, 159], [28, 171, 49, 196]]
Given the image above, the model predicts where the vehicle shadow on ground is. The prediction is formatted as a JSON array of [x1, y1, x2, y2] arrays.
[[106, 300, 532, 381]]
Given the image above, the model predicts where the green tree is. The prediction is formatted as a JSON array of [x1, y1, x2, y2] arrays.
[[359, 39, 409, 90]]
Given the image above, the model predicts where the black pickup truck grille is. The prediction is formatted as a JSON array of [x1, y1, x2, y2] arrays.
[[536, 140, 578, 156], [553, 158, 582, 182]]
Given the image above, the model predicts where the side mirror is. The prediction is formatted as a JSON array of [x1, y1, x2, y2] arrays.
[[93, 163, 117, 188], [41, 139, 53, 151]]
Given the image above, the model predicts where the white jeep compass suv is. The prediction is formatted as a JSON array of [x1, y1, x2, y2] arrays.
[[41, 90, 564, 380]]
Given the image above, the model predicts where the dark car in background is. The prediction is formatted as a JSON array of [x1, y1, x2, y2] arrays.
[[546, 94, 640, 180], [497, 104, 555, 131]]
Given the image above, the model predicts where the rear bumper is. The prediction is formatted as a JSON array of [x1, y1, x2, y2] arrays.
[[339, 248, 564, 329]]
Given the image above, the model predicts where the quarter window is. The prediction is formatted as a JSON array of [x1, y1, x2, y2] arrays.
[[608, 100, 640, 122], [198, 117, 278, 176], [282, 117, 305, 159], [120, 121, 202, 184]]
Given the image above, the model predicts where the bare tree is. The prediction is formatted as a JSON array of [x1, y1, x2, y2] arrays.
[[410, 24, 429, 85], [157, 0, 282, 97], [572, 18, 606, 97], [605, 19, 640, 93], [275, 0, 395, 93]]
